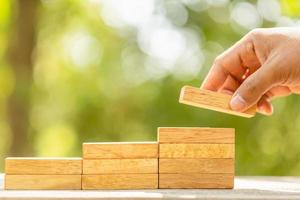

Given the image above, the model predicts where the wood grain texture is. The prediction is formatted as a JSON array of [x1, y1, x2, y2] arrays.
[[5, 175, 82, 190], [159, 158, 234, 174], [158, 127, 235, 143], [83, 142, 158, 159], [82, 174, 158, 189], [159, 144, 234, 158], [83, 159, 158, 174], [159, 173, 234, 189], [179, 86, 256, 118], [5, 158, 82, 175]]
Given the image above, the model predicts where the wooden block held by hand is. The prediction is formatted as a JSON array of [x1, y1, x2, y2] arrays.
[[159, 173, 234, 189], [159, 158, 234, 174], [82, 174, 158, 189], [158, 127, 235, 144], [5, 157, 82, 175], [179, 85, 256, 118], [83, 159, 158, 174], [159, 144, 234, 158], [5, 175, 82, 190], [83, 142, 158, 159]]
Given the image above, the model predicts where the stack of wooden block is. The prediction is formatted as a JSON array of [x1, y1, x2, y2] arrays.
[[81, 142, 159, 189], [4, 128, 235, 190], [158, 127, 235, 189], [4, 158, 82, 190]]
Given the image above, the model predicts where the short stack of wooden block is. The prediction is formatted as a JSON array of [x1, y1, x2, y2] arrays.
[[158, 127, 235, 189], [82, 142, 159, 189], [4, 158, 82, 190]]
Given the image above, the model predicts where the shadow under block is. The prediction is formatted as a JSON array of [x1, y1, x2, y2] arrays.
[[5, 175, 82, 190], [158, 127, 234, 144], [159, 144, 234, 158], [82, 174, 158, 189], [5, 158, 82, 175], [159, 173, 234, 189], [159, 158, 234, 174], [179, 85, 256, 118], [83, 159, 158, 174], [83, 142, 158, 159]]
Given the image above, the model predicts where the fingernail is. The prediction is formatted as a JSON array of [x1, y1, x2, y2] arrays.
[[258, 105, 273, 116], [258, 106, 267, 115], [230, 94, 247, 111]]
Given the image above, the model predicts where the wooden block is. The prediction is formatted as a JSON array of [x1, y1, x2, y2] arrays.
[[159, 173, 234, 189], [83, 159, 158, 174], [159, 144, 234, 158], [83, 142, 158, 159], [5, 175, 81, 190], [5, 157, 82, 175], [159, 158, 234, 174], [82, 174, 158, 189], [179, 85, 256, 118], [158, 127, 234, 143]]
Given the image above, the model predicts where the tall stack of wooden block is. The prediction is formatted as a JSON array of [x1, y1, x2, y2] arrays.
[[158, 127, 235, 189], [4, 158, 82, 190], [82, 142, 159, 189]]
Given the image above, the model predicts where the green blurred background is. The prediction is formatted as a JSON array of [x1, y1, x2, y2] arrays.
[[0, 0, 300, 175]]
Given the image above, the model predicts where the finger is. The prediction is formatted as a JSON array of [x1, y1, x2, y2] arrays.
[[201, 46, 246, 91], [221, 35, 261, 79], [240, 42, 261, 74], [257, 86, 291, 115], [265, 86, 292, 99], [202, 32, 261, 91], [220, 48, 247, 82], [219, 75, 240, 95], [257, 96, 273, 116], [289, 85, 300, 94], [201, 64, 228, 91], [230, 62, 274, 112]]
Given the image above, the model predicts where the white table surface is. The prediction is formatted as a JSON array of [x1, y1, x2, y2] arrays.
[[1, 175, 300, 199]]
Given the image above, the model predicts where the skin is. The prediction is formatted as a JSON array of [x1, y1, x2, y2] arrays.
[[201, 27, 300, 115]]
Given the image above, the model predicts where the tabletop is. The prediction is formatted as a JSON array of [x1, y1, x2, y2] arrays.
[[0, 175, 300, 199]]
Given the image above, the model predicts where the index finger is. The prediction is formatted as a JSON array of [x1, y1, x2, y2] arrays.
[[201, 33, 260, 91]]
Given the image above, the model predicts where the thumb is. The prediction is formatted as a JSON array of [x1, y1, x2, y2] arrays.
[[230, 65, 275, 112]]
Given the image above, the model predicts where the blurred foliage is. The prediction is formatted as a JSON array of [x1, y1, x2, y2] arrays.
[[281, 0, 300, 17], [0, 0, 300, 176]]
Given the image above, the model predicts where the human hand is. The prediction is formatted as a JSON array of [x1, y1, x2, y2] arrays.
[[201, 27, 300, 115]]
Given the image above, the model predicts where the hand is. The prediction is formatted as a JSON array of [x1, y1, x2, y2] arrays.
[[201, 27, 300, 115]]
